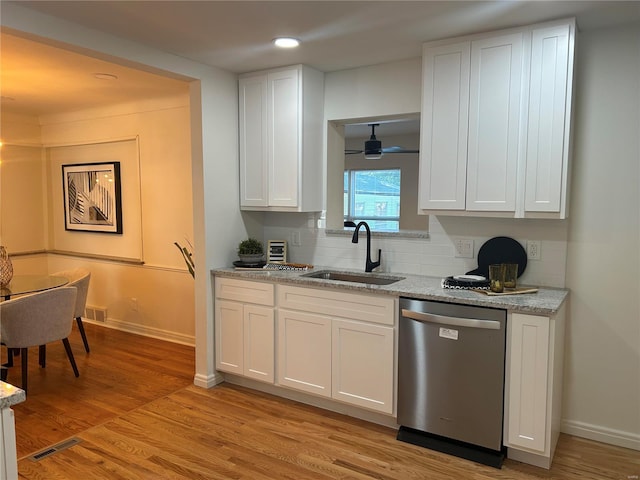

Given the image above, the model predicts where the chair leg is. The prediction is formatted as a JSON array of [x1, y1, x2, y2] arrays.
[[0, 366, 7, 382], [39, 345, 46, 367], [62, 338, 80, 378], [76, 317, 90, 353], [6, 348, 14, 367], [21, 348, 28, 394]]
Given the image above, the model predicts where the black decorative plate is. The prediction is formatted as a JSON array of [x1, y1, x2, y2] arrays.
[[233, 260, 266, 268], [466, 236, 527, 279]]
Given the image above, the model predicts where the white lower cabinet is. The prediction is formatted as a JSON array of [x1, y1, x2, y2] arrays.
[[214, 279, 396, 414], [215, 278, 275, 383], [332, 319, 394, 413], [277, 309, 332, 397], [277, 285, 396, 414], [504, 305, 566, 469]]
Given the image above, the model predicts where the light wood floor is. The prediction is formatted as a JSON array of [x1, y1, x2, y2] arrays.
[[7, 323, 638, 479]]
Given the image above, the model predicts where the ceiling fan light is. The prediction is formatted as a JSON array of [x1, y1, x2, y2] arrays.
[[364, 138, 383, 159]]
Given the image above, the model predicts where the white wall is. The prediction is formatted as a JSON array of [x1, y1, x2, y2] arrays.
[[563, 22, 640, 450]]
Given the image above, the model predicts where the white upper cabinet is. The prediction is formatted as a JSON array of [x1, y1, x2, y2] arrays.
[[524, 24, 573, 215], [239, 65, 324, 212], [467, 33, 523, 212], [419, 42, 470, 210], [419, 19, 575, 218]]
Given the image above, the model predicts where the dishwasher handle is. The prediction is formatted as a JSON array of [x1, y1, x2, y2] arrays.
[[401, 309, 501, 330]]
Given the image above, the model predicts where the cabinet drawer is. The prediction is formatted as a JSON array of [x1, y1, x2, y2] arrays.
[[277, 285, 395, 326], [215, 277, 274, 306]]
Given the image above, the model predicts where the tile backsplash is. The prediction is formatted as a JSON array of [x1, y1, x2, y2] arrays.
[[261, 212, 568, 288]]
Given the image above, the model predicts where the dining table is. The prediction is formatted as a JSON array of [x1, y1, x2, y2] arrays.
[[0, 274, 69, 301]]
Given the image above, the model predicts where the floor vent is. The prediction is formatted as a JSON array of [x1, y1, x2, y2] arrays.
[[85, 306, 107, 322], [29, 437, 82, 462]]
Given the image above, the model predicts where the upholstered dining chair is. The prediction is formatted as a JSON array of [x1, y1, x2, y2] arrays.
[[52, 268, 91, 353], [0, 286, 80, 393]]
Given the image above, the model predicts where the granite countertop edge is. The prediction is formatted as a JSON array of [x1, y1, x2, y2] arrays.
[[211, 267, 568, 316], [0, 381, 26, 408]]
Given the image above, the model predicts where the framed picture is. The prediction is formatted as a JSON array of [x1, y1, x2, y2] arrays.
[[267, 240, 287, 263], [62, 162, 123, 234]]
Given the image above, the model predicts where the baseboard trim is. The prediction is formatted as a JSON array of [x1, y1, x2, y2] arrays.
[[193, 372, 225, 389], [561, 420, 640, 451], [83, 318, 195, 347]]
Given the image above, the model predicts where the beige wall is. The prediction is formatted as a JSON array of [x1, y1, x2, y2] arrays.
[[0, 143, 46, 252], [0, 112, 46, 252], [41, 96, 192, 268], [1, 1, 244, 387], [2, 96, 198, 345]]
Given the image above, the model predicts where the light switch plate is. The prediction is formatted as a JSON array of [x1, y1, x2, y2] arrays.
[[454, 238, 474, 258]]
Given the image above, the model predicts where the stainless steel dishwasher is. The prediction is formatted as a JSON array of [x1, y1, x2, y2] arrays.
[[397, 297, 507, 468]]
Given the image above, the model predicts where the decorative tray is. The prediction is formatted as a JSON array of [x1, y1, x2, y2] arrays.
[[233, 262, 313, 271], [473, 287, 539, 296]]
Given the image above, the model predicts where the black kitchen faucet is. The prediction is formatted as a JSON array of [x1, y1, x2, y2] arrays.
[[349, 221, 381, 272]]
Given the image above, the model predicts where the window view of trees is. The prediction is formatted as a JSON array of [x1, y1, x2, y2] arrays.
[[344, 169, 400, 232]]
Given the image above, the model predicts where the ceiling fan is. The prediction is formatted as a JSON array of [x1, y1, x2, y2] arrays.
[[345, 123, 419, 160]]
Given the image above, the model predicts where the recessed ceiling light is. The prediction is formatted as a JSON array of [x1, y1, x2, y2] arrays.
[[273, 37, 300, 48], [94, 73, 118, 80]]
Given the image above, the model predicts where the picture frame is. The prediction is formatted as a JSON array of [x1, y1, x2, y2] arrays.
[[62, 162, 123, 234], [267, 240, 287, 263]]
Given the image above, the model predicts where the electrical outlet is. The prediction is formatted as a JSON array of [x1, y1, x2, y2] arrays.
[[130, 298, 138, 312], [454, 238, 474, 258], [527, 240, 541, 260]]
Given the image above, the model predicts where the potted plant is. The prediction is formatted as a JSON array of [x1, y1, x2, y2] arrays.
[[237, 237, 264, 264]]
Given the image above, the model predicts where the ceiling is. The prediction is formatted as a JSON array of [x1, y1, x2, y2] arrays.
[[1, 1, 639, 118]]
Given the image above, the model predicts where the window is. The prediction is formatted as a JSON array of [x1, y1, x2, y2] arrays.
[[344, 169, 400, 232]]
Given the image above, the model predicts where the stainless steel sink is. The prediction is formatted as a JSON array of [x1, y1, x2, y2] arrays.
[[302, 270, 404, 286]]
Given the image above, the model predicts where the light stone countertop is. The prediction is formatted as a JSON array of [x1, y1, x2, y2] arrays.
[[0, 381, 26, 408], [211, 266, 568, 316]]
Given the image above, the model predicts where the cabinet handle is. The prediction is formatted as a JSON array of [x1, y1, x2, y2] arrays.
[[401, 309, 501, 330]]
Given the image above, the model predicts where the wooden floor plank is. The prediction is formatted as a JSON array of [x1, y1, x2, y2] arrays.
[[8, 323, 637, 479]]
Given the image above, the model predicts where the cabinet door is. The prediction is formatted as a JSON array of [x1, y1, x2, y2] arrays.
[[507, 313, 549, 452], [467, 33, 523, 211], [277, 308, 331, 397], [268, 68, 300, 207], [524, 24, 571, 213], [215, 299, 244, 375], [419, 42, 470, 210], [243, 304, 275, 383], [332, 320, 394, 414], [239, 74, 268, 207]]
